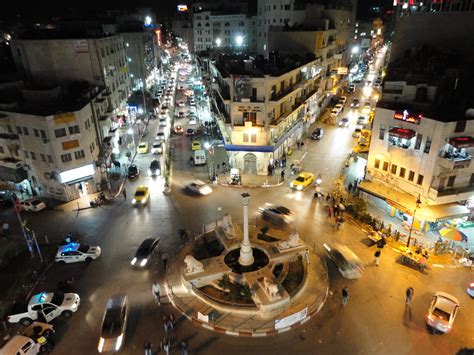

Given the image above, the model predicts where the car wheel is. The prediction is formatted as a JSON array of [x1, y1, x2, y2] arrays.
[[57, 260, 66, 264], [21, 318, 32, 326], [62, 310, 73, 318], [85, 257, 93, 262]]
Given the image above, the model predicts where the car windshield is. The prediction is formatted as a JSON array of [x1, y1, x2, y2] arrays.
[[150, 161, 160, 169], [32, 200, 43, 205], [139, 143, 146, 148], [76, 244, 89, 253], [136, 240, 155, 257], [295, 176, 305, 182], [276, 206, 291, 214], [51, 292, 65, 306], [129, 166, 138, 173], [432, 307, 451, 321], [101, 308, 123, 338], [135, 190, 146, 197]]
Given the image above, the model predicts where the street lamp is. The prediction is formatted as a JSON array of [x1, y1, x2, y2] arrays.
[[406, 194, 422, 248], [215, 38, 222, 47], [235, 35, 244, 46], [351, 46, 360, 54]]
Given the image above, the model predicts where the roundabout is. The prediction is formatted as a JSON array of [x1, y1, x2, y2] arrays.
[[164, 193, 329, 336]]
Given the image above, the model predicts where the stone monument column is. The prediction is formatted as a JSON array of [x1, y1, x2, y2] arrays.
[[239, 192, 254, 266]]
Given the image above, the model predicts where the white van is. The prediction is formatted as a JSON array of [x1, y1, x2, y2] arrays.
[[193, 150, 206, 166], [0, 335, 40, 355]]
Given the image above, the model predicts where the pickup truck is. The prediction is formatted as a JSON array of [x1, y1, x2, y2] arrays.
[[7, 292, 80, 325], [0, 322, 55, 355]]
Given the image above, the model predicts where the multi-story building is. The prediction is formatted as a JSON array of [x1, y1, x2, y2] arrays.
[[10, 34, 131, 141], [394, 0, 474, 15], [121, 32, 156, 90], [361, 46, 473, 229], [0, 83, 103, 201], [354, 18, 384, 53], [205, 53, 323, 174]]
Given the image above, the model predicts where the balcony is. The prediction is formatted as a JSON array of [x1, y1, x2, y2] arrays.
[[437, 184, 474, 197], [438, 155, 471, 170], [0, 133, 20, 142], [270, 85, 300, 102]]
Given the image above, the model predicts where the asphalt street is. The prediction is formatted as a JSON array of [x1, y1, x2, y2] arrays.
[[1, 59, 473, 355]]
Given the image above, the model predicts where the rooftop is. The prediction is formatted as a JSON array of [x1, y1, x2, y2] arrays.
[[0, 81, 102, 116]]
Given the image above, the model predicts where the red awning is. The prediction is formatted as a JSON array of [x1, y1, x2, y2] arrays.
[[448, 136, 474, 149], [388, 127, 416, 140]]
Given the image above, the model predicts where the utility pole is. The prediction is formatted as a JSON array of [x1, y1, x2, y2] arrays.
[[10, 194, 34, 258], [406, 194, 422, 248]]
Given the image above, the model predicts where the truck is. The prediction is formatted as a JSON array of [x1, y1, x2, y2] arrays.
[[193, 149, 206, 166], [0, 322, 55, 355], [7, 292, 80, 326]]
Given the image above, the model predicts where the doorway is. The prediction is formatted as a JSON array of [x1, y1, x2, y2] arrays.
[[243, 153, 257, 174], [76, 181, 89, 197]]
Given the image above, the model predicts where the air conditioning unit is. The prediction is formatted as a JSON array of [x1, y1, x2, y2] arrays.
[[241, 98, 250, 103]]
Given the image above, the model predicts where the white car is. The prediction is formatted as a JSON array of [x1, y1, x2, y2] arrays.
[[189, 118, 197, 125], [55, 243, 101, 264], [159, 117, 167, 127], [185, 180, 213, 195], [331, 104, 343, 115], [151, 141, 163, 154], [259, 204, 295, 225], [353, 125, 363, 138], [20, 199, 46, 212], [177, 100, 185, 107], [426, 292, 460, 333]]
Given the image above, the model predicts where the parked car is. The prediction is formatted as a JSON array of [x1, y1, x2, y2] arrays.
[[137, 142, 149, 154], [323, 243, 364, 279], [426, 292, 460, 333], [186, 128, 195, 136], [7, 292, 80, 325], [347, 84, 355, 93], [353, 125, 363, 138], [98, 294, 128, 353], [127, 164, 139, 179], [311, 128, 324, 140], [151, 141, 163, 154], [191, 140, 201, 151], [55, 243, 101, 264], [357, 116, 367, 125], [259, 204, 295, 225], [350, 98, 360, 108], [467, 282, 474, 297], [338, 96, 347, 106], [131, 237, 160, 268], [20, 199, 46, 212], [0, 322, 55, 354], [338, 117, 349, 127], [331, 104, 343, 115]]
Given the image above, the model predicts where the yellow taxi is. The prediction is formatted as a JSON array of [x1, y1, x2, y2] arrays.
[[137, 142, 149, 154], [290, 172, 314, 190], [191, 140, 202, 151], [132, 185, 150, 206]]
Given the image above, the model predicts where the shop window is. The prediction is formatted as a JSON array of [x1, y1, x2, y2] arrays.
[[391, 164, 397, 174], [424, 137, 431, 154], [408, 171, 415, 181], [399, 167, 406, 178], [454, 120, 466, 133], [285, 4, 291, 10], [379, 125, 385, 140], [22, 127, 28, 135], [374, 159, 380, 169], [382, 161, 388, 171], [68, 125, 80, 135], [74, 150, 85, 159], [40, 130, 47, 140], [447, 175, 456, 187], [61, 153, 72, 163], [417, 174, 424, 185], [30, 152, 36, 160], [414, 134, 422, 150], [243, 111, 257, 125], [33, 129, 39, 137], [55, 128, 67, 138]]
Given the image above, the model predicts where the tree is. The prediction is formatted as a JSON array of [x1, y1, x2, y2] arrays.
[[218, 274, 231, 291]]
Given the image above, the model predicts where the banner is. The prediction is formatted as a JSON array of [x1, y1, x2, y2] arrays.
[[275, 307, 308, 329]]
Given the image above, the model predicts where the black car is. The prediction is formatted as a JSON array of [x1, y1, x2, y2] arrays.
[[130, 237, 160, 268], [127, 164, 139, 179], [186, 128, 195, 136], [311, 128, 324, 140], [148, 160, 161, 176], [0, 190, 15, 207]]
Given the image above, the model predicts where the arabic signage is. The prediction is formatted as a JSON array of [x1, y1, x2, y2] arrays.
[[275, 307, 308, 330], [177, 5, 188, 12], [393, 110, 422, 124], [237, 105, 262, 112]]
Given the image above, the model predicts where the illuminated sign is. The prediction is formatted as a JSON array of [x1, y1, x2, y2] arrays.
[[393, 110, 422, 124], [177, 5, 188, 12], [59, 164, 95, 184], [155, 29, 162, 46]]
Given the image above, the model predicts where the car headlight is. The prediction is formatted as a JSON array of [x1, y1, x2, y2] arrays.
[[98, 337, 105, 353], [132, 199, 137, 204], [148, 169, 152, 175], [115, 334, 123, 351], [297, 185, 303, 191], [141, 198, 147, 204], [140, 258, 148, 267], [131, 257, 137, 266], [290, 182, 294, 187]]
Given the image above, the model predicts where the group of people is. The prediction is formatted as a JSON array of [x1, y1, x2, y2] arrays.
[[341, 285, 415, 309], [324, 192, 347, 230]]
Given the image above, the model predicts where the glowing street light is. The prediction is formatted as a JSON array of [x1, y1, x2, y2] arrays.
[[235, 35, 244, 46], [144, 16, 152, 26], [215, 38, 222, 47], [351, 46, 360, 54]]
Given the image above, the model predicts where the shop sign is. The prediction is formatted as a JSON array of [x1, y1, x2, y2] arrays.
[[237, 105, 262, 112], [275, 307, 308, 330], [386, 199, 412, 215], [393, 110, 422, 124], [453, 159, 471, 169], [59, 164, 95, 184], [74, 40, 89, 53]]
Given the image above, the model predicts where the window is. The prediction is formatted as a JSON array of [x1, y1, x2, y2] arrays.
[[61, 153, 72, 163], [40, 130, 47, 140], [284, 4, 291, 10], [417, 174, 424, 185], [30, 152, 36, 160], [399, 167, 406, 178], [24, 151, 29, 158], [424, 137, 431, 154], [243, 133, 257, 143], [33, 129, 39, 137], [0, 146, 4, 154], [22, 127, 29, 135], [379, 125, 385, 140], [40, 154, 46, 162], [391, 164, 397, 174], [382, 161, 389, 171], [374, 159, 380, 169], [408, 171, 415, 181], [55, 128, 67, 138], [414, 133, 423, 150], [447, 175, 456, 187], [47, 155, 53, 163], [243, 111, 257, 125], [16, 126, 22, 134], [74, 150, 85, 159], [454, 120, 466, 133], [85, 119, 90, 130]]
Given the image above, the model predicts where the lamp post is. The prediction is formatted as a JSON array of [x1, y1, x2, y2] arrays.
[[406, 194, 422, 248]]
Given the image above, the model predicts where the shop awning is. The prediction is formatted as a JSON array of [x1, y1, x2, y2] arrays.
[[448, 136, 474, 149], [388, 127, 416, 140], [358, 180, 470, 222]]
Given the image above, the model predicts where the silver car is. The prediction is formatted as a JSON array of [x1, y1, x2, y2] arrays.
[[98, 294, 128, 353], [426, 292, 460, 333], [259, 204, 295, 225]]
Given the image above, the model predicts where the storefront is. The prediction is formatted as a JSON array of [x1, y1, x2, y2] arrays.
[[59, 163, 100, 201]]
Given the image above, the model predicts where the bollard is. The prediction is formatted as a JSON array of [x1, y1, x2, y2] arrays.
[[44, 235, 49, 244]]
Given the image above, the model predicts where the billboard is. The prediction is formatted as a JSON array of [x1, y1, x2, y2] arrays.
[[177, 5, 188, 12]]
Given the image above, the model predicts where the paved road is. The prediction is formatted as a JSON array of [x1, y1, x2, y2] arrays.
[[2, 58, 473, 354]]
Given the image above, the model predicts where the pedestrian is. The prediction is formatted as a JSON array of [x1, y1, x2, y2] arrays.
[[162, 253, 169, 270], [160, 336, 171, 355], [373, 249, 381, 266], [122, 188, 127, 201], [2, 222, 10, 237], [280, 170, 285, 181], [163, 315, 170, 334], [406, 287, 414, 305], [341, 286, 349, 306], [152, 281, 161, 305], [179, 340, 189, 355], [144, 341, 153, 355]]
